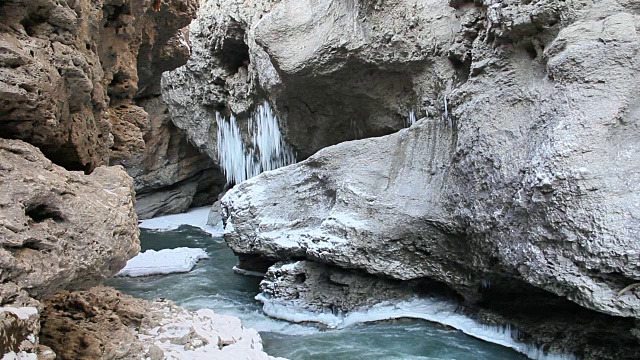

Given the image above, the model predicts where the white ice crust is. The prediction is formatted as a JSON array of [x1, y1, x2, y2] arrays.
[[139, 207, 224, 237], [117, 248, 209, 277]]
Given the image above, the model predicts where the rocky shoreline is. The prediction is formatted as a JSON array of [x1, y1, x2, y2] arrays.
[[40, 286, 281, 360]]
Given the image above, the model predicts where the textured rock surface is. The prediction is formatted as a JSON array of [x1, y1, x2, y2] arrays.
[[162, 0, 458, 162], [0, 284, 55, 359], [0, 139, 139, 298], [105, 0, 224, 218], [0, 0, 216, 217], [41, 286, 283, 360], [125, 96, 225, 219], [261, 261, 417, 313], [221, 0, 640, 356], [0, 0, 113, 171], [223, 0, 640, 319]]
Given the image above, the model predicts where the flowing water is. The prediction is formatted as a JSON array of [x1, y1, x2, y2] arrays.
[[107, 226, 529, 360]]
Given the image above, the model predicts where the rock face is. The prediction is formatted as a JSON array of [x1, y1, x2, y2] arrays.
[[162, 0, 457, 163], [0, 0, 113, 171], [221, 0, 640, 358], [41, 286, 283, 360], [0, 284, 54, 359], [0, 0, 218, 217], [260, 261, 417, 313], [0, 139, 139, 298], [125, 96, 225, 219], [109, 1, 224, 219], [0, 139, 139, 358]]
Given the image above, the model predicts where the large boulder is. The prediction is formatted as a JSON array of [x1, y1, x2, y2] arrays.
[[222, 0, 640, 321], [0, 139, 139, 298], [221, 1, 640, 357]]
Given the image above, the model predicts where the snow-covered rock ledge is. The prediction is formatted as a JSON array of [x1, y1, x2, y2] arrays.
[[117, 248, 209, 277], [40, 286, 286, 360]]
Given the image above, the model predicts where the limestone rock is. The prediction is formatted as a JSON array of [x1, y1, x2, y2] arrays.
[[260, 261, 416, 313], [0, 0, 113, 171], [40, 286, 285, 360], [162, 0, 458, 165], [102, 1, 225, 218], [221, 0, 640, 324], [0, 139, 139, 298], [123, 96, 225, 220], [0, 283, 55, 359]]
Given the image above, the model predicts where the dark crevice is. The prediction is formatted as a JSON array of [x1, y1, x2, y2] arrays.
[[217, 21, 250, 74], [25, 204, 65, 223], [220, 38, 250, 74]]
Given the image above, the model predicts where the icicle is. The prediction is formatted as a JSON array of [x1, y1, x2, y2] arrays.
[[407, 110, 416, 127], [444, 95, 449, 119], [216, 101, 296, 185]]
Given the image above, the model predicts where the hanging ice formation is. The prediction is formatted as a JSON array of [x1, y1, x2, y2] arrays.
[[216, 101, 296, 185], [406, 110, 417, 127]]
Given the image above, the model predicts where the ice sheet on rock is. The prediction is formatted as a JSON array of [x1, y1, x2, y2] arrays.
[[256, 294, 578, 360], [138, 207, 224, 237], [116, 248, 209, 277]]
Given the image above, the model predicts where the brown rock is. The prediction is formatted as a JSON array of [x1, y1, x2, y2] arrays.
[[0, 139, 139, 299], [0, 0, 200, 175], [40, 287, 146, 360], [40, 286, 282, 360]]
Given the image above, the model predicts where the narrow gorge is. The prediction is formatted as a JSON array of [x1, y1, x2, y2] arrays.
[[1, 0, 639, 359]]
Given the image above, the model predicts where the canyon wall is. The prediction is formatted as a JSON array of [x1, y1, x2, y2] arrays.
[[0, 0, 222, 219], [187, 0, 640, 358], [0, 0, 222, 357]]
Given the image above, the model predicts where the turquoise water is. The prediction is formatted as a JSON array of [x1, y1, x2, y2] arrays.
[[107, 226, 527, 360]]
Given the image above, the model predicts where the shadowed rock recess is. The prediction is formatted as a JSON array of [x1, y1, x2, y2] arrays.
[[193, 0, 640, 358]]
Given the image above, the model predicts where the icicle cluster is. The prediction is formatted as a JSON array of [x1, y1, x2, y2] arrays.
[[406, 110, 417, 127], [216, 101, 296, 185]]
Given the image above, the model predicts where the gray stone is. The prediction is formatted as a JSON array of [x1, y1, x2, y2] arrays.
[[161, 0, 458, 164], [222, 0, 640, 321]]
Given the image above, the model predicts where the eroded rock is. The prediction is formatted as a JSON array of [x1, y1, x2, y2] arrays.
[[0, 139, 139, 298], [40, 286, 284, 360], [221, 0, 640, 357], [162, 0, 458, 164]]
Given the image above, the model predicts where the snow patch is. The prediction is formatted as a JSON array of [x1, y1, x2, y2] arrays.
[[1, 352, 37, 360], [138, 302, 285, 360], [117, 248, 209, 277], [0, 307, 37, 320], [138, 207, 224, 237]]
